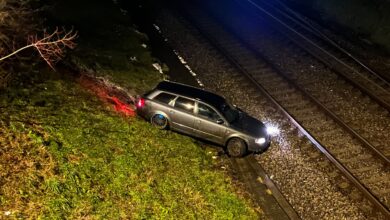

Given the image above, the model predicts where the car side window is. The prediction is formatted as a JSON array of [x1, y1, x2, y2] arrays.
[[153, 92, 176, 105], [198, 103, 220, 121], [174, 97, 195, 113]]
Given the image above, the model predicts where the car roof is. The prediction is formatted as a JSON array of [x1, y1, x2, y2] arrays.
[[155, 81, 226, 109]]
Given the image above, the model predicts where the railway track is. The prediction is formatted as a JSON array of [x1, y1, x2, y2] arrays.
[[159, 2, 390, 218], [195, 0, 390, 161], [231, 0, 390, 111], [230, 156, 299, 220]]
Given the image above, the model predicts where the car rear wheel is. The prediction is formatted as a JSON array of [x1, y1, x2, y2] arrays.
[[227, 138, 247, 157], [151, 114, 169, 129]]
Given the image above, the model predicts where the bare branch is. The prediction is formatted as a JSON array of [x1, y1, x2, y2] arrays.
[[29, 27, 78, 69], [0, 27, 78, 69]]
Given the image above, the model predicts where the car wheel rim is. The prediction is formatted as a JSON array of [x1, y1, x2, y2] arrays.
[[229, 139, 242, 156], [152, 114, 167, 128]]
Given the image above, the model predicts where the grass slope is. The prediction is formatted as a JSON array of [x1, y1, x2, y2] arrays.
[[0, 70, 257, 218], [0, 0, 260, 218]]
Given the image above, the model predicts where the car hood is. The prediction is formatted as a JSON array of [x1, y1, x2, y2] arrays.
[[230, 112, 267, 137]]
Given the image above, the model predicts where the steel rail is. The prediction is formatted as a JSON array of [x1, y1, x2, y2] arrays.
[[235, 0, 390, 112], [231, 157, 300, 220], [244, 156, 301, 220], [243, 0, 390, 91], [218, 26, 390, 164], [177, 4, 390, 217], [254, 0, 390, 86], [193, 0, 390, 165]]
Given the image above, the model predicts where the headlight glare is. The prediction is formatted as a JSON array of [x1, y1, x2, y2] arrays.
[[266, 125, 280, 136]]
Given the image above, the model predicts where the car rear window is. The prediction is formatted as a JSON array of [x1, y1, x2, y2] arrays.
[[174, 97, 195, 113], [153, 92, 176, 105]]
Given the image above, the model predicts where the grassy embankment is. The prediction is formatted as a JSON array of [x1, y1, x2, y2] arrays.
[[0, 0, 261, 218]]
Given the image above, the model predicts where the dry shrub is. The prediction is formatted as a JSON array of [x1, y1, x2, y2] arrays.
[[0, 0, 39, 88], [0, 123, 56, 218], [0, 0, 37, 46]]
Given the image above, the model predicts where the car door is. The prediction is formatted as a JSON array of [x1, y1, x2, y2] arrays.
[[194, 102, 226, 144], [169, 96, 196, 135]]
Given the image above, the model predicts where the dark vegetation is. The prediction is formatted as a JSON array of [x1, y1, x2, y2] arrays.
[[0, 0, 261, 218], [0, 0, 39, 88]]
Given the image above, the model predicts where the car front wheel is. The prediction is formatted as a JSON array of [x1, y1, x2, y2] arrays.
[[151, 114, 169, 129], [227, 138, 247, 157]]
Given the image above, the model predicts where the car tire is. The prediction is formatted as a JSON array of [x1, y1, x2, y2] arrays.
[[227, 138, 247, 157], [151, 114, 169, 129]]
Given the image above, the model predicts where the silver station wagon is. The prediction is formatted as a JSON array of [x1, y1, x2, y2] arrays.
[[136, 81, 270, 157]]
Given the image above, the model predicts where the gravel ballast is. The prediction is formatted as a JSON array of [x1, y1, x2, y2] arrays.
[[155, 9, 367, 219]]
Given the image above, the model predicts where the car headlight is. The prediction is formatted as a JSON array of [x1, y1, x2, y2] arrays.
[[255, 137, 266, 145]]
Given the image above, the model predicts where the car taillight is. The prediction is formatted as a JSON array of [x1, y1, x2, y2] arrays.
[[137, 98, 145, 108]]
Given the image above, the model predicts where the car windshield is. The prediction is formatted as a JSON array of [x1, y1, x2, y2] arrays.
[[220, 103, 239, 123]]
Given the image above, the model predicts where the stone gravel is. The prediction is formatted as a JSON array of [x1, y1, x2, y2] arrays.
[[156, 9, 368, 219], [211, 4, 390, 156]]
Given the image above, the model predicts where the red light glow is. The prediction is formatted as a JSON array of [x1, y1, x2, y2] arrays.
[[108, 96, 135, 116], [79, 75, 136, 117]]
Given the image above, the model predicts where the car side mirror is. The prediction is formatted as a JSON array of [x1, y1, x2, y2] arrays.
[[216, 119, 224, 124]]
